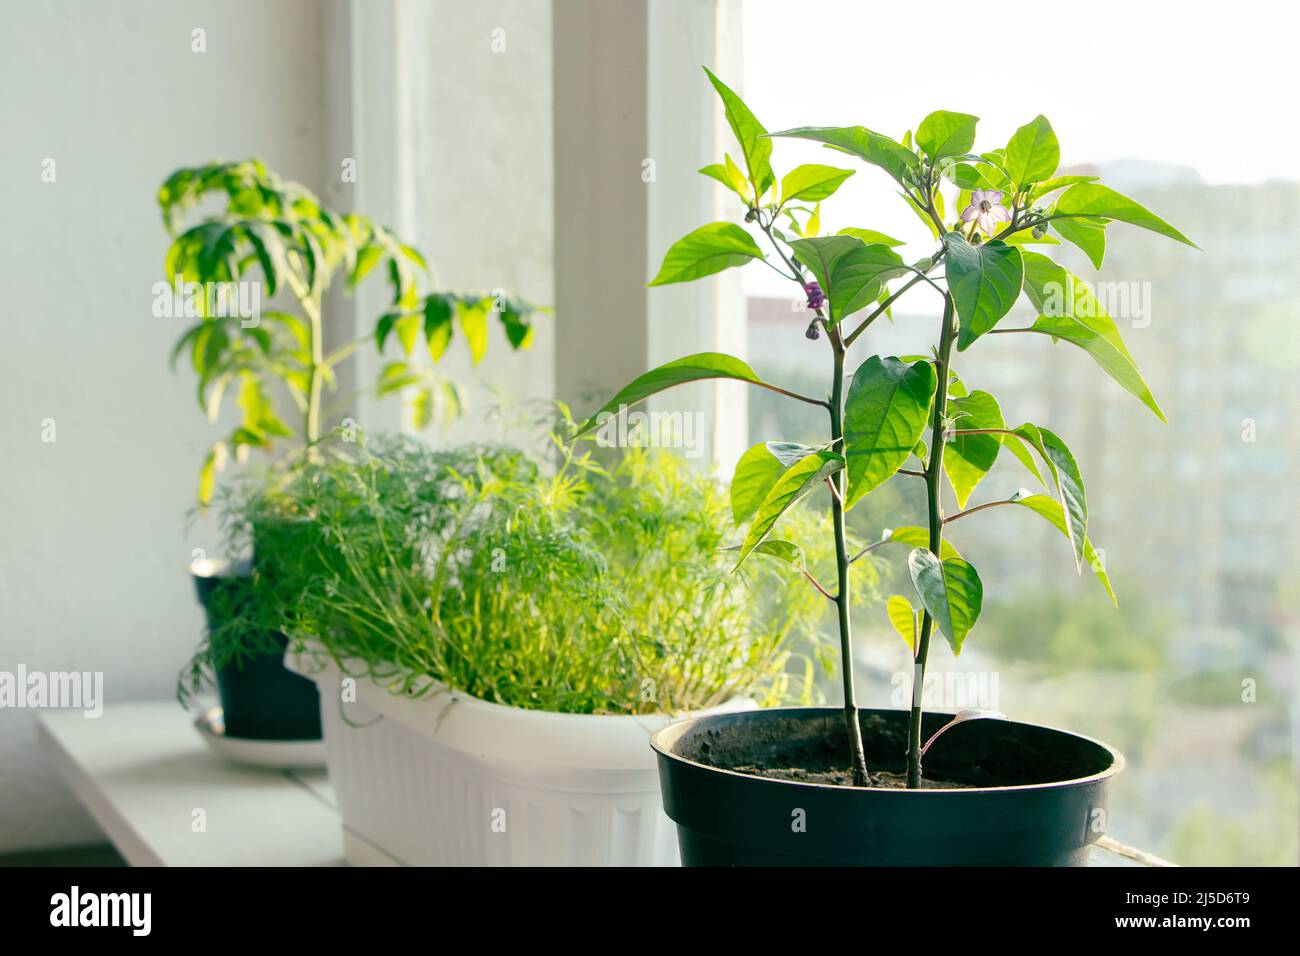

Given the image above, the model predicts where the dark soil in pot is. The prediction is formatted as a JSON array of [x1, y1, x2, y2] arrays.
[[652, 707, 1123, 866], [191, 555, 321, 742]]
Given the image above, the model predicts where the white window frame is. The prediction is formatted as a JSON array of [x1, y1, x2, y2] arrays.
[[325, 0, 748, 468]]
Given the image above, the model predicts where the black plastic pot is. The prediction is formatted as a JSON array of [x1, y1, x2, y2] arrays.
[[190, 556, 321, 741], [651, 707, 1123, 866]]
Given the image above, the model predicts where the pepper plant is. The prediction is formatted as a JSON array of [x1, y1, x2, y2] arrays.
[[159, 159, 544, 503], [574, 70, 1193, 787]]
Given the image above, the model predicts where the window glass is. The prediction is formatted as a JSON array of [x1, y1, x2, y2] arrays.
[[740, 0, 1299, 864]]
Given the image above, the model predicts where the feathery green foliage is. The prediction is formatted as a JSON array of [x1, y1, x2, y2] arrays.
[[182, 434, 873, 714]]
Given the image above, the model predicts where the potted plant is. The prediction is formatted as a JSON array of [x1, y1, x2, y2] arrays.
[[280, 430, 855, 864], [163, 158, 542, 741], [574, 70, 1194, 865]]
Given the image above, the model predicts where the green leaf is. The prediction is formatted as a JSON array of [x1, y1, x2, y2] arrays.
[[768, 125, 919, 186], [193, 321, 229, 382], [1054, 183, 1195, 247], [942, 365, 968, 398], [410, 380, 465, 428], [394, 313, 421, 356], [908, 550, 983, 655], [837, 227, 906, 247], [648, 222, 764, 286], [731, 442, 789, 525], [236, 374, 291, 440], [1024, 313, 1165, 418], [1029, 175, 1097, 204], [764, 440, 823, 467], [424, 293, 455, 361], [790, 236, 908, 325], [916, 111, 979, 162], [498, 299, 536, 351], [190, 221, 240, 282], [384, 245, 417, 309], [1009, 492, 1116, 606], [781, 164, 855, 204], [804, 203, 822, 238], [574, 353, 765, 437], [350, 243, 385, 287], [998, 430, 1045, 486], [698, 154, 751, 201], [457, 296, 490, 364], [943, 390, 1003, 508], [942, 234, 1024, 350], [1002, 230, 1060, 247], [737, 452, 844, 566], [979, 148, 1009, 171], [169, 323, 205, 371], [374, 312, 400, 351], [197, 443, 223, 507], [1020, 251, 1165, 421], [726, 539, 806, 571], [886, 595, 918, 653], [203, 373, 230, 423], [843, 356, 937, 508], [242, 222, 285, 297], [1051, 216, 1108, 269], [703, 67, 774, 196], [879, 526, 962, 561], [376, 360, 420, 396], [411, 387, 434, 429], [399, 243, 428, 273], [1012, 423, 1088, 570], [1003, 115, 1059, 189], [262, 310, 309, 350], [946, 161, 1007, 191]]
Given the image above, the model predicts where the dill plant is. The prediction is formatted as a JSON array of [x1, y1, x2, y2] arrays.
[[229, 433, 878, 715]]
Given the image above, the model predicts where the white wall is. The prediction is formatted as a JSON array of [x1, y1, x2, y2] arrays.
[[0, 0, 556, 855], [0, 0, 330, 853], [393, 0, 555, 448], [0, 0, 695, 856]]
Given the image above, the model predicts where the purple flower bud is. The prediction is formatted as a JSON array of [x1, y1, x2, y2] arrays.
[[804, 281, 826, 310]]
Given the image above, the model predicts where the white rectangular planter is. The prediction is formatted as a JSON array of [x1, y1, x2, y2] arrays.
[[286, 648, 753, 866]]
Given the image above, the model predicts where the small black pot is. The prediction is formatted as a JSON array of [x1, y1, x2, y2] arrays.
[[190, 557, 321, 741], [651, 707, 1123, 866]]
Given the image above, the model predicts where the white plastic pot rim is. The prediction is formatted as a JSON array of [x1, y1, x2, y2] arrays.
[[285, 645, 754, 771]]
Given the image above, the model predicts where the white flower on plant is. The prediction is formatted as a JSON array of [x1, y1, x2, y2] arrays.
[[961, 189, 1011, 238]]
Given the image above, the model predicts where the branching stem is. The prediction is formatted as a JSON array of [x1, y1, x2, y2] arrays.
[[801, 569, 837, 602], [906, 293, 956, 788], [827, 330, 872, 786], [944, 496, 1019, 525]]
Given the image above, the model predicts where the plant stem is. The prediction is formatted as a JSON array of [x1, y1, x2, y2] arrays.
[[322, 335, 366, 369], [800, 568, 837, 602], [754, 205, 868, 783], [754, 381, 831, 410], [829, 329, 871, 786], [907, 293, 956, 788], [303, 293, 324, 444], [842, 247, 947, 349], [947, 427, 1018, 438], [847, 537, 890, 565], [944, 495, 1019, 525]]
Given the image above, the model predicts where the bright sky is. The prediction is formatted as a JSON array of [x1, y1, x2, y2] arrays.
[[740, 0, 1293, 295]]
